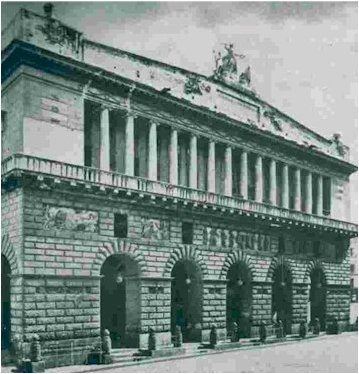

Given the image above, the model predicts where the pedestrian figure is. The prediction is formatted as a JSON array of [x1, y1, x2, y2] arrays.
[[148, 328, 156, 351], [209, 325, 218, 347], [276, 320, 284, 339], [231, 321, 239, 342], [174, 325, 183, 347], [299, 321, 307, 339], [259, 321, 267, 343], [313, 317, 320, 335]]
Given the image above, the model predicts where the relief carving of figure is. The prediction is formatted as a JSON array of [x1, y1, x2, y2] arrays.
[[184, 75, 202, 96], [246, 233, 254, 250], [238, 232, 246, 250], [258, 234, 266, 251], [231, 231, 238, 249], [141, 218, 169, 240], [331, 133, 346, 158], [222, 230, 230, 248], [253, 233, 259, 251], [213, 228, 222, 247], [204, 227, 212, 246], [44, 206, 98, 232]]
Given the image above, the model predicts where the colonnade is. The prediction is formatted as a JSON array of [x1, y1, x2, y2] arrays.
[[96, 107, 329, 216]]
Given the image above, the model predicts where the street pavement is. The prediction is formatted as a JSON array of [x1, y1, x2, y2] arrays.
[[99, 333, 358, 373]]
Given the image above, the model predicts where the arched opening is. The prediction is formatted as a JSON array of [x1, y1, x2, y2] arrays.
[[226, 262, 252, 338], [2, 255, 11, 351], [100, 254, 140, 348], [310, 267, 327, 331], [272, 264, 293, 334], [171, 260, 202, 342]]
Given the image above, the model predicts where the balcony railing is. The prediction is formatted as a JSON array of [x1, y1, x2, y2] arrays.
[[2, 153, 358, 235]]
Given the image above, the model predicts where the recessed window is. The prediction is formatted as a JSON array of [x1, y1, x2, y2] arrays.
[[182, 222, 193, 244], [114, 214, 128, 238]]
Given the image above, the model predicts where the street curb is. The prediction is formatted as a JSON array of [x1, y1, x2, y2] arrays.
[[74, 332, 357, 373]]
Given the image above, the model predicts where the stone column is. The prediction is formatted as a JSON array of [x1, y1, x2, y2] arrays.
[[294, 168, 301, 211], [207, 140, 216, 193], [305, 171, 312, 214], [282, 164, 289, 209], [148, 121, 157, 181], [255, 155, 263, 202], [189, 135, 198, 189], [316, 175, 323, 215], [239, 150, 248, 199], [269, 159, 277, 205], [224, 146, 232, 196], [169, 129, 178, 185], [100, 106, 110, 171], [125, 112, 135, 176]]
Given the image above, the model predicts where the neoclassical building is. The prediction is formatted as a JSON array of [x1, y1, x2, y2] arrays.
[[1, 5, 358, 367]]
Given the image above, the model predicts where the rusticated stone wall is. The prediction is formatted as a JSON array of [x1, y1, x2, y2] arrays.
[[1, 184, 352, 367]]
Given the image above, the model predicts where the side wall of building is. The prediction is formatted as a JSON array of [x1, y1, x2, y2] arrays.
[[2, 71, 25, 159]]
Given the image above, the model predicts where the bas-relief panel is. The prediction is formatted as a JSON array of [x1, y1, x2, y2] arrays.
[[43, 205, 98, 232], [141, 218, 170, 240], [283, 235, 338, 260], [202, 225, 339, 260], [203, 226, 276, 252]]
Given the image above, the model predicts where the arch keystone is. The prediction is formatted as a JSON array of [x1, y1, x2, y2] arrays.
[[92, 239, 146, 275], [220, 249, 254, 281], [163, 245, 208, 277]]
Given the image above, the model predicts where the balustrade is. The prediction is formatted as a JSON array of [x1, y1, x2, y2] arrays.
[[2, 154, 356, 234]]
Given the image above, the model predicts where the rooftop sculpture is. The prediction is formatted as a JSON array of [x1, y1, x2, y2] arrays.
[[213, 43, 251, 89]]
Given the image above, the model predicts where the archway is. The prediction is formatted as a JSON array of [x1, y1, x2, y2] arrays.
[[171, 260, 202, 342], [226, 262, 252, 338], [310, 267, 327, 331], [2, 255, 11, 350], [100, 254, 140, 348], [272, 264, 293, 334]]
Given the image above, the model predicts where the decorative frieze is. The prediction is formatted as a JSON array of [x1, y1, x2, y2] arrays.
[[141, 218, 170, 240], [283, 236, 337, 260], [203, 226, 274, 252], [43, 205, 98, 232]]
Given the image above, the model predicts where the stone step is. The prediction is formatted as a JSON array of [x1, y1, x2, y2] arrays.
[[111, 349, 138, 363]]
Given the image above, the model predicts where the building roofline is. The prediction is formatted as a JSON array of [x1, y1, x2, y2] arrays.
[[2, 39, 357, 175], [2, 7, 351, 152]]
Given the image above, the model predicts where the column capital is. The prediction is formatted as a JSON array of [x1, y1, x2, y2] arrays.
[[100, 103, 111, 111], [121, 109, 137, 120]]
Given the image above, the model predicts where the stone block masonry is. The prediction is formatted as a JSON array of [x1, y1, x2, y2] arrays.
[[1, 183, 352, 367]]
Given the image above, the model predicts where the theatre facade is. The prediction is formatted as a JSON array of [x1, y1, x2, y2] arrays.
[[1, 5, 358, 366]]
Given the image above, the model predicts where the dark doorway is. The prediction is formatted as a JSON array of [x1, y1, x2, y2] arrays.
[[272, 264, 293, 334], [226, 262, 252, 338], [171, 260, 202, 342], [310, 268, 327, 331], [2, 255, 11, 350], [100, 254, 140, 348]]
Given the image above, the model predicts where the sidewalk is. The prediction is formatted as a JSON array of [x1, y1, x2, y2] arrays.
[[2, 332, 355, 373]]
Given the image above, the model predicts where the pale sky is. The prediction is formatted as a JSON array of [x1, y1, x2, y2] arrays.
[[1, 1, 358, 222]]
